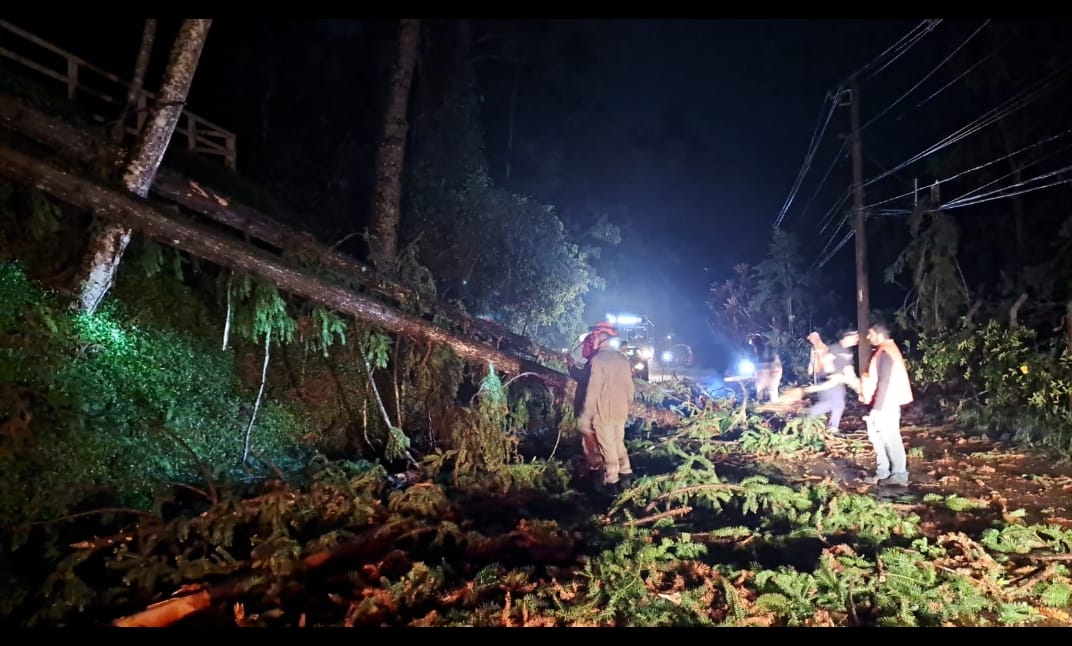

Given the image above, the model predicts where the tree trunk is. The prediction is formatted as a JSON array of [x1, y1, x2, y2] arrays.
[[1009, 292, 1028, 330], [0, 144, 572, 395], [505, 59, 520, 180], [1067, 301, 1072, 413], [73, 19, 212, 314], [0, 94, 550, 362], [260, 79, 274, 147], [111, 19, 157, 143], [367, 19, 420, 271]]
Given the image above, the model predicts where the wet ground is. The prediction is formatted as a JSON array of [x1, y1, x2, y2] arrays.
[[757, 403, 1072, 530]]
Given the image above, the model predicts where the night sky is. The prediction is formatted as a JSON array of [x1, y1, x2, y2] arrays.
[[7, 18, 1066, 368]]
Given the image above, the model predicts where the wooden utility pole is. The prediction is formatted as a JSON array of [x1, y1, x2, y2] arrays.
[[848, 79, 871, 375]]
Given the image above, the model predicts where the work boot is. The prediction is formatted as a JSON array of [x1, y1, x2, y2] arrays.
[[885, 473, 910, 487], [598, 480, 623, 498], [619, 473, 634, 490], [576, 467, 601, 491]]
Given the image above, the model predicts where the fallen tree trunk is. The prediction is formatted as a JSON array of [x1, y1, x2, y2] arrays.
[[0, 94, 548, 360], [113, 523, 411, 627], [0, 142, 571, 393], [113, 590, 212, 627]]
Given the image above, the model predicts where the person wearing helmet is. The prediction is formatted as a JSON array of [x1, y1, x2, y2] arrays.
[[574, 321, 635, 495], [566, 326, 600, 480], [583, 321, 618, 360]]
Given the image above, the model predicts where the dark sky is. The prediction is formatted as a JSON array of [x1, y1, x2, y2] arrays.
[[571, 20, 929, 345], [472, 18, 966, 365], [6, 18, 1056, 367]]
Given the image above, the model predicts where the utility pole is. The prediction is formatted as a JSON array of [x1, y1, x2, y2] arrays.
[[848, 78, 871, 375]]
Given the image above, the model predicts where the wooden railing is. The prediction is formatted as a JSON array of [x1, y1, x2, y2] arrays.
[[0, 20, 236, 169]]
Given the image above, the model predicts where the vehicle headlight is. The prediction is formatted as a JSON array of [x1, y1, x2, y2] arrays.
[[634, 362, 645, 371], [639, 347, 654, 360], [738, 359, 755, 376]]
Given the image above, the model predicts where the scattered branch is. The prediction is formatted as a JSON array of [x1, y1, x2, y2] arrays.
[[242, 328, 272, 464]]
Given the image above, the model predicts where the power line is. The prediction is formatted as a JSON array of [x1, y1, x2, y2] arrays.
[[861, 20, 991, 131], [820, 211, 850, 254], [842, 19, 940, 85], [862, 61, 1072, 190], [816, 159, 1072, 269], [797, 140, 847, 223], [866, 150, 914, 188], [808, 19, 952, 271], [915, 52, 993, 109], [862, 19, 944, 81], [861, 127, 1072, 211], [811, 26, 1072, 273], [774, 93, 838, 227], [778, 20, 942, 229], [947, 176, 1072, 210], [943, 161, 1072, 209], [817, 187, 852, 234], [813, 227, 854, 270], [946, 139, 1072, 205]]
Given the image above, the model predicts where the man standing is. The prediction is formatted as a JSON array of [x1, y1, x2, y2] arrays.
[[805, 329, 857, 433], [806, 331, 829, 385], [860, 324, 914, 486], [748, 333, 782, 403], [568, 321, 617, 484], [576, 322, 636, 494]]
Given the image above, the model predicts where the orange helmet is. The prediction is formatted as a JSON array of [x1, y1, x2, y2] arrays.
[[589, 321, 619, 337], [582, 321, 618, 359]]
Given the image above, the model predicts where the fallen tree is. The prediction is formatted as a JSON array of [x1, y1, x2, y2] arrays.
[[0, 141, 572, 394], [0, 94, 549, 361]]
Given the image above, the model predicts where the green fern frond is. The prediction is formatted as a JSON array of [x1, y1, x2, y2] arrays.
[[1040, 581, 1072, 607], [997, 602, 1044, 626]]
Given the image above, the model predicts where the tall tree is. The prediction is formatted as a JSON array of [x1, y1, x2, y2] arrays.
[[884, 199, 970, 333], [111, 19, 157, 142], [752, 227, 816, 338], [708, 229, 826, 359], [401, 20, 608, 348], [931, 21, 1072, 304], [368, 19, 420, 272], [74, 19, 212, 314]]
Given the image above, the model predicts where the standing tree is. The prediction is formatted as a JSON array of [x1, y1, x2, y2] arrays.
[[884, 198, 971, 333], [752, 227, 815, 339], [73, 19, 212, 314], [708, 263, 763, 346], [111, 19, 157, 142], [399, 20, 607, 348], [708, 229, 827, 379], [368, 19, 420, 272]]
